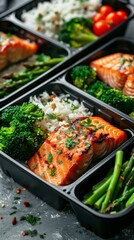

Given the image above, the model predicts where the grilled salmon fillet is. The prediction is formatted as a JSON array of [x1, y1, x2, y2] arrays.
[[90, 53, 134, 91], [28, 116, 127, 186], [123, 74, 134, 99], [0, 32, 38, 70]]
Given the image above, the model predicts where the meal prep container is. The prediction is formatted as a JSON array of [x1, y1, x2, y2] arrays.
[[60, 36, 134, 124], [68, 138, 134, 238], [0, 19, 71, 108], [0, 80, 134, 235], [2, 0, 134, 55]]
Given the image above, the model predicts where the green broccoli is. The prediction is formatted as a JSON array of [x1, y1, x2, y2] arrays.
[[71, 65, 97, 90], [129, 112, 134, 118], [58, 17, 98, 48], [0, 102, 46, 162], [86, 81, 134, 114]]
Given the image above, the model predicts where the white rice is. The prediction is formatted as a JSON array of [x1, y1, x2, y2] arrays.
[[21, 0, 102, 38], [29, 91, 91, 132]]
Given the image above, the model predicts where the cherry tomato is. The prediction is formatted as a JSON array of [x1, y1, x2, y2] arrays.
[[93, 20, 111, 36], [99, 5, 113, 16], [116, 10, 127, 22], [105, 12, 121, 27], [93, 12, 105, 23]]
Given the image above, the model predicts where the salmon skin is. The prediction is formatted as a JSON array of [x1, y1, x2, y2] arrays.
[[0, 32, 38, 70], [28, 116, 127, 186], [90, 53, 134, 93]]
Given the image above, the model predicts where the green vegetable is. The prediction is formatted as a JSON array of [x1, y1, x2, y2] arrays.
[[126, 193, 134, 207], [123, 167, 134, 194], [105, 188, 134, 213], [58, 17, 98, 48], [0, 103, 46, 162], [112, 154, 134, 199], [86, 81, 134, 114], [101, 150, 123, 213], [71, 65, 97, 90], [83, 149, 134, 213], [83, 175, 112, 205], [20, 214, 41, 226], [0, 55, 65, 98], [129, 112, 134, 118]]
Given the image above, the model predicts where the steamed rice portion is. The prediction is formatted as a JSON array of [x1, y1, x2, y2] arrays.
[[21, 0, 102, 38], [29, 91, 91, 132]]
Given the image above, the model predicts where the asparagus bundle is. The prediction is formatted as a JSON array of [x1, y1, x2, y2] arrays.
[[0, 54, 65, 98], [83, 148, 134, 214]]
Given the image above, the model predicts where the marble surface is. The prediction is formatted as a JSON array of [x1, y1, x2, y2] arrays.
[[0, 1, 134, 240]]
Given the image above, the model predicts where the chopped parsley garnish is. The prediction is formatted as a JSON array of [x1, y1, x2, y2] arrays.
[[120, 56, 126, 65], [58, 160, 63, 165], [80, 118, 92, 128], [56, 150, 62, 154], [47, 153, 53, 162], [120, 57, 133, 66], [71, 103, 79, 110], [50, 168, 56, 176], [11, 206, 17, 210], [20, 214, 40, 226], [46, 113, 57, 119], [65, 137, 77, 149], [23, 229, 38, 237], [6, 33, 12, 37], [84, 142, 90, 148], [56, 136, 61, 140], [40, 233, 46, 239], [36, 15, 43, 21], [40, 173, 45, 178], [14, 196, 20, 200], [9, 211, 17, 215], [32, 164, 38, 169]]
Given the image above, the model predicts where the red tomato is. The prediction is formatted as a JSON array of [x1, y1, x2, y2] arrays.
[[116, 10, 127, 22], [93, 12, 105, 23], [93, 20, 111, 36], [99, 5, 113, 16], [105, 12, 121, 27]]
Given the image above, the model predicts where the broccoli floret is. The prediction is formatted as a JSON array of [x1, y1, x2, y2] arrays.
[[129, 112, 134, 118], [86, 81, 134, 114], [71, 65, 97, 90], [0, 102, 46, 162], [1, 102, 43, 124], [58, 17, 98, 48]]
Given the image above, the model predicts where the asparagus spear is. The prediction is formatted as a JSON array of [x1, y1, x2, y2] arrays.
[[105, 187, 134, 213], [83, 175, 112, 205], [112, 154, 134, 199], [94, 193, 106, 210], [101, 150, 123, 213], [23, 57, 65, 68], [123, 167, 134, 194], [126, 193, 134, 207]]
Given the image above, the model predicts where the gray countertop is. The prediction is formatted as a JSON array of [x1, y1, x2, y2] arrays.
[[0, 1, 134, 240], [0, 168, 134, 240]]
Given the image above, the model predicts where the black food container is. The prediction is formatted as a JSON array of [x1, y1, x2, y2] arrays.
[[2, 0, 134, 55], [59, 36, 134, 124], [0, 80, 134, 219], [0, 20, 70, 107], [68, 138, 134, 238]]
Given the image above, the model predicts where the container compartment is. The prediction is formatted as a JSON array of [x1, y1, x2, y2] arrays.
[[0, 81, 133, 210], [6, 0, 134, 54], [69, 138, 134, 238], [62, 37, 134, 121], [0, 20, 70, 107]]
